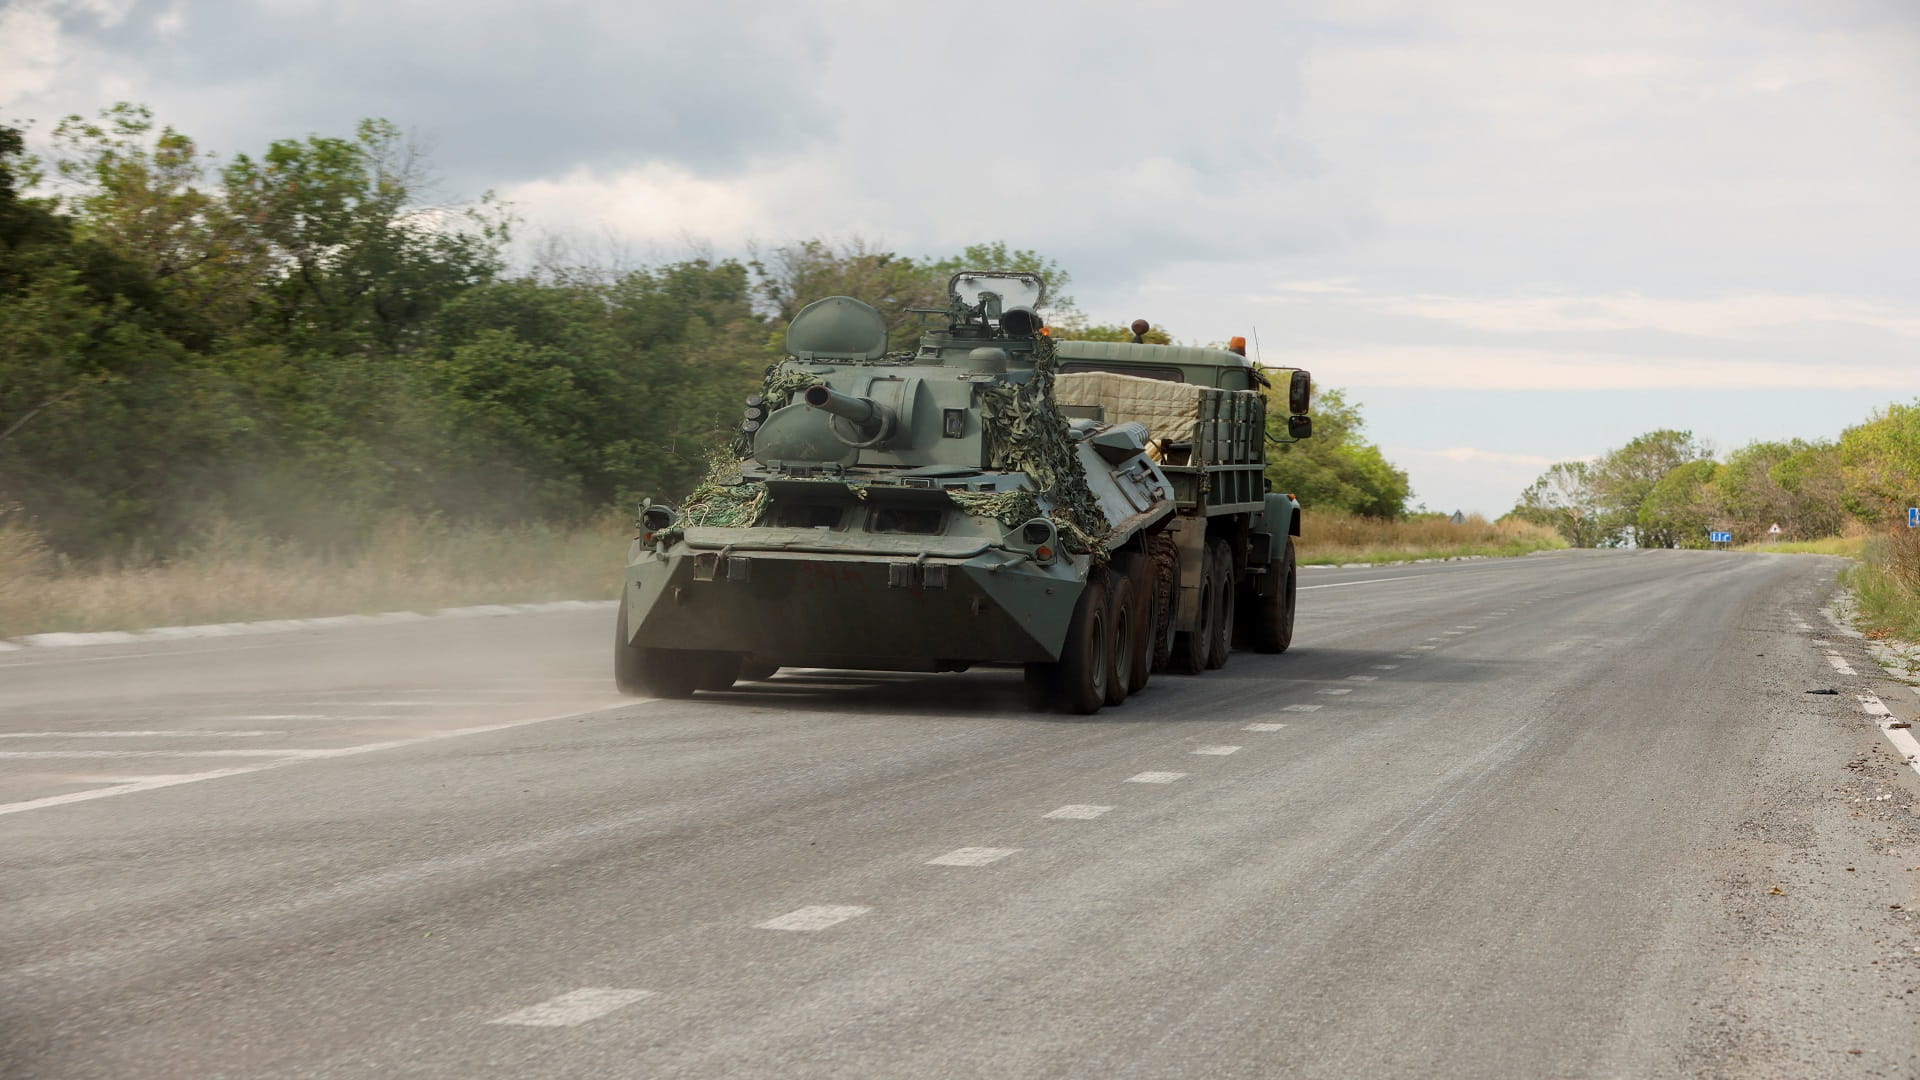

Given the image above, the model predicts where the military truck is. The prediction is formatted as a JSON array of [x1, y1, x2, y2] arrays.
[[615, 271, 1312, 713]]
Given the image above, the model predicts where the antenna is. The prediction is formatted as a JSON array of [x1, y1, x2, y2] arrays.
[[1251, 325, 1264, 365]]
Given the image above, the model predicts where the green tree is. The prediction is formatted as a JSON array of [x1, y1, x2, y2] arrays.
[[51, 103, 265, 337], [221, 118, 509, 355], [1837, 402, 1920, 523], [1709, 438, 1845, 542], [1589, 429, 1709, 547], [1641, 459, 1720, 549], [1264, 385, 1410, 517], [1769, 441, 1847, 539], [1511, 460, 1606, 547]]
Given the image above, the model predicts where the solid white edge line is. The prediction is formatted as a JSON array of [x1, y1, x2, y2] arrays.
[[1, 600, 619, 654], [1859, 693, 1920, 778], [0, 703, 635, 818], [0, 730, 286, 739]]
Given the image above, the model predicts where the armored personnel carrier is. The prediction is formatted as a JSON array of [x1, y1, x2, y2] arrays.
[[615, 271, 1312, 713]]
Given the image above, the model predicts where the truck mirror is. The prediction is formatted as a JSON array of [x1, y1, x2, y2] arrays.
[[1289, 370, 1312, 415], [1287, 415, 1312, 440]]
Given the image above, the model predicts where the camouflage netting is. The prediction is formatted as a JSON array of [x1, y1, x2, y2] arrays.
[[726, 363, 824, 458], [686, 362, 829, 525], [947, 488, 1041, 527], [972, 334, 1113, 553], [678, 455, 769, 528]]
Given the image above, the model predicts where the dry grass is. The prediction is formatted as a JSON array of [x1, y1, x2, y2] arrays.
[[1846, 529, 1920, 642], [4, 505, 1569, 638], [1740, 535, 1867, 557], [1296, 510, 1567, 565], [0, 512, 629, 638]]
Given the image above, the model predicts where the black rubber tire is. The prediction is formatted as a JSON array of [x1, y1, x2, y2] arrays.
[[1205, 538, 1235, 670], [1247, 536, 1297, 653], [1115, 551, 1155, 694], [739, 662, 780, 681], [692, 653, 740, 691], [1148, 533, 1178, 673], [1104, 572, 1136, 706], [1052, 569, 1112, 714], [1022, 662, 1055, 712], [614, 599, 700, 699], [1171, 544, 1214, 675]]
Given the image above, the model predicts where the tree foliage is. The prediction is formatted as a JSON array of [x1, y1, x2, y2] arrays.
[[4, 103, 1413, 563], [1511, 461, 1606, 548], [1512, 413, 1912, 549], [1264, 385, 1409, 518]]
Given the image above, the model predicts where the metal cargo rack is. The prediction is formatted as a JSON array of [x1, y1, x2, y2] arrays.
[[1153, 389, 1268, 515]]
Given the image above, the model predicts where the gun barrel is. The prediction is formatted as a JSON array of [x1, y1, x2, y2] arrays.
[[802, 384, 897, 442]]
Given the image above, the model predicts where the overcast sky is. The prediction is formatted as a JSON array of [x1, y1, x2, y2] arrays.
[[6, 0, 1917, 514]]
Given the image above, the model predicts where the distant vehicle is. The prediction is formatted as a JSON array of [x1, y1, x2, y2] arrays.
[[615, 272, 1313, 713]]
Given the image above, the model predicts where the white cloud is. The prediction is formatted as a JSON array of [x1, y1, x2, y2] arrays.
[[1391, 447, 1572, 467], [0, 4, 65, 104], [1299, 344, 1920, 391], [502, 165, 774, 251]]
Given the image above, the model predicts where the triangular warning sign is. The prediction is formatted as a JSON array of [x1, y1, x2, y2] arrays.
[[1767, 523, 1781, 534]]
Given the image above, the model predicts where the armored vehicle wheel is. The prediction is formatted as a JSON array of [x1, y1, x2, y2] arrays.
[[1205, 538, 1235, 670], [1115, 551, 1156, 694], [1104, 572, 1137, 706], [692, 653, 741, 691], [1245, 536, 1297, 653], [1148, 533, 1178, 673], [1171, 544, 1215, 675], [1023, 662, 1054, 711], [614, 600, 701, 699], [739, 662, 780, 681], [1052, 569, 1113, 714]]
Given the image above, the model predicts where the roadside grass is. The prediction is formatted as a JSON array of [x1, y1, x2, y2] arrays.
[[1843, 529, 1920, 642], [0, 513, 629, 639], [1739, 535, 1867, 557], [1295, 510, 1566, 566], [5, 505, 1564, 638]]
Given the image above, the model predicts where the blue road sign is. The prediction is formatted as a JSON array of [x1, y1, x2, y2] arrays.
[[1709, 531, 1733, 544], [1910, 507, 1919, 528]]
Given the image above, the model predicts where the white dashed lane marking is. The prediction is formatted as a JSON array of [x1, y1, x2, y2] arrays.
[[1282, 704, 1323, 712], [757, 905, 872, 932], [1316, 688, 1353, 696], [1394, 653, 1418, 659], [1244, 723, 1287, 732], [1044, 805, 1112, 819], [1827, 654, 1858, 676], [926, 847, 1019, 866], [1126, 771, 1187, 784], [1370, 664, 1400, 670], [1191, 745, 1242, 756], [1346, 675, 1378, 682], [1412, 645, 1438, 651], [488, 988, 655, 1028]]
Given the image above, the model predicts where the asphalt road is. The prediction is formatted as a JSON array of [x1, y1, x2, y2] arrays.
[[4, 550, 1918, 1079]]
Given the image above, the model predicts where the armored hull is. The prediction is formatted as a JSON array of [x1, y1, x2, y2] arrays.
[[616, 272, 1306, 713]]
